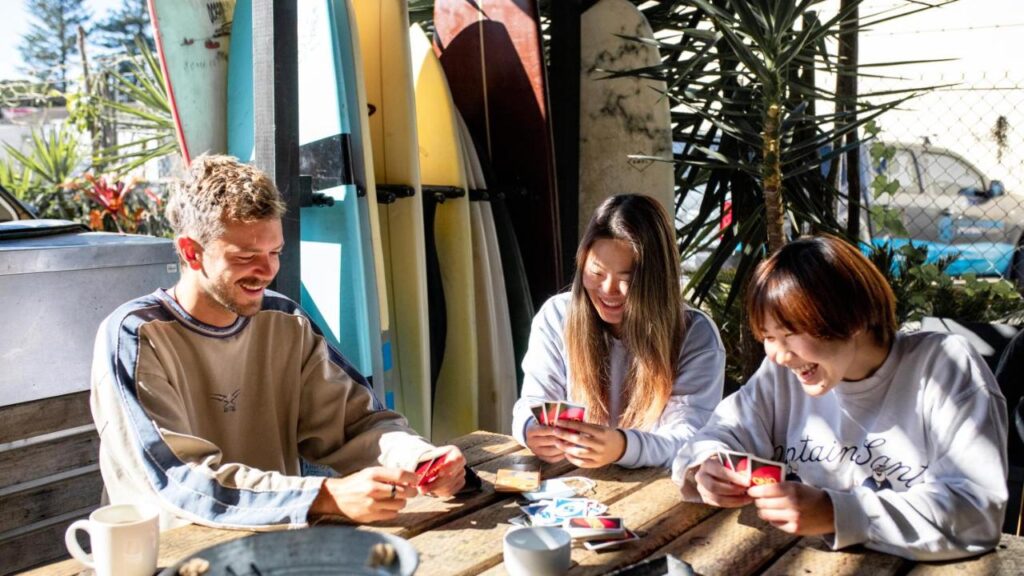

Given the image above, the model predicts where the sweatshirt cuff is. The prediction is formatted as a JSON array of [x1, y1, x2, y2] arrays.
[[824, 488, 871, 550], [390, 437, 436, 472], [616, 429, 642, 468]]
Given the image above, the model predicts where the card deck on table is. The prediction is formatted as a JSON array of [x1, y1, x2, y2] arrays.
[[562, 516, 626, 539], [415, 455, 446, 487], [522, 476, 596, 501], [582, 528, 640, 551], [495, 468, 542, 492]]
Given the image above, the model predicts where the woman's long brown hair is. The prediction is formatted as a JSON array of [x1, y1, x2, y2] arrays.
[[565, 194, 685, 430]]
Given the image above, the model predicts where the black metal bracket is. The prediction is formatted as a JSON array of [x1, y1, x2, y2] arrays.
[[377, 184, 415, 204], [421, 185, 465, 204], [468, 188, 490, 202]]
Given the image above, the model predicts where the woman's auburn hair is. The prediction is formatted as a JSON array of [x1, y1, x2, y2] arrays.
[[746, 234, 897, 347], [564, 194, 685, 430]]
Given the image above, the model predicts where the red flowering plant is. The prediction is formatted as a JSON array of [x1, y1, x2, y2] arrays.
[[76, 173, 171, 237]]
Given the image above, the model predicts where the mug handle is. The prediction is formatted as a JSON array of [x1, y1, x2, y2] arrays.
[[65, 519, 95, 569]]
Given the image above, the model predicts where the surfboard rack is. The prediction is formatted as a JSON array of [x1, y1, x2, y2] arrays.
[[421, 185, 465, 204], [376, 184, 416, 205], [468, 189, 491, 202], [299, 174, 336, 208]]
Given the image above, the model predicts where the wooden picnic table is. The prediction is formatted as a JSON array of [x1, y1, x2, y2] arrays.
[[28, 431, 1024, 575]]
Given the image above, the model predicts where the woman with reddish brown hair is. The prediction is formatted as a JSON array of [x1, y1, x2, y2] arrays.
[[672, 234, 1007, 561], [511, 194, 725, 469]]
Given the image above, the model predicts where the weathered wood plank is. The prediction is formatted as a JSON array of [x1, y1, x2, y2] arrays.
[[411, 464, 665, 576], [0, 429, 99, 490], [0, 508, 92, 575], [0, 392, 92, 444], [906, 534, 1024, 575], [761, 538, 905, 576], [455, 431, 525, 467], [0, 466, 103, 534], [653, 506, 799, 575]]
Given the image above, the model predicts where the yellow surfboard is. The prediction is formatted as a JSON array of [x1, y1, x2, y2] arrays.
[[340, 0, 393, 402], [456, 113, 517, 435], [410, 24, 478, 442], [353, 0, 432, 437]]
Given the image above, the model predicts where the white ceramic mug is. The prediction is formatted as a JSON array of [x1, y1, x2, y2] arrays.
[[65, 503, 159, 576], [503, 526, 572, 576]]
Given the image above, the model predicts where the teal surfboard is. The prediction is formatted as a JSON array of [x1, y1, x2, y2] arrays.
[[227, 0, 383, 390]]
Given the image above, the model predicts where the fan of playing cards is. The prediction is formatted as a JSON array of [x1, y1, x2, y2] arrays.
[[717, 449, 787, 485], [531, 401, 586, 426]]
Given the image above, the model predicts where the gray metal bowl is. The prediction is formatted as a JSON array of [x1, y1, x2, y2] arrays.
[[157, 526, 418, 575]]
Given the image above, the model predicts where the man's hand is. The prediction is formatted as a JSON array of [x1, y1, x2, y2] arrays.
[[694, 457, 753, 508], [525, 420, 566, 463], [550, 420, 626, 468], [417, 445, 467, 497], [748, 481, 835, 536], [310, 467, 417, 523]]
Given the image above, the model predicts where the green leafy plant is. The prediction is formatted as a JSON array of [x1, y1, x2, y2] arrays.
[[2, 122, 85, 219], [867, 241, 1024, 324]]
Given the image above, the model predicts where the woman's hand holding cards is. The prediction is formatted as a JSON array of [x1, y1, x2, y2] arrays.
[[694, 457, 753, 508], [747, 482, 835, 536], [552, 420, 626, 468], [525, 421, 566, 463], [414, 445, 467, 497]]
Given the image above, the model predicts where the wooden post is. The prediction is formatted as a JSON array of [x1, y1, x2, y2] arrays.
[[839, 0, 861, 240], [549, 0, 584, 280], [252, 0, 300, 301]]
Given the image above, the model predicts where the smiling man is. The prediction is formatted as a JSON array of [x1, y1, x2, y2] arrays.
[[90, 155, 465, 530]]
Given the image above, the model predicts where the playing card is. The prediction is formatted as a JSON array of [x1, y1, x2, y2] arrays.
[[562, 516, 626, 539], [530, 403, 547, 425], [542, 401, 561, 425], [519, 503, 549, 517], [550, 498, 591, 518], [523, 477, 588, 501], [582, 528, 640, 551], [508, 514, 531, 528], [561, 476, 597, 496], [495, 468, 541, 492], [557, 401, 586, 423], [748, 456, 786, 486], [415, 455, 444, 487], [718, 449, 751, 483]]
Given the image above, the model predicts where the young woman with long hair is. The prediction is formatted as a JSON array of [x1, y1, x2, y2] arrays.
[[511, 194, 725, 468], [672, 234, 1006, 560]]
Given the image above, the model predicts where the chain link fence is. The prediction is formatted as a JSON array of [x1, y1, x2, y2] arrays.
[[860, 71, 1024, 284]]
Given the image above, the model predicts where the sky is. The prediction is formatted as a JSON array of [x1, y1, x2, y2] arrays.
[[0, 0, 123, 80]]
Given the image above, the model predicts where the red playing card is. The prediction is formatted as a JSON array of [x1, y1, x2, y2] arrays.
[[416, 455, 446, 486], [543, 401, 561, 425], [749, 456, 785, 485], [557, 402, 585, 423], [531, 404, 547, 425]]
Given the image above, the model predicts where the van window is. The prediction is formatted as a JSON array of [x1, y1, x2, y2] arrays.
[[918, 151, 985, 197]]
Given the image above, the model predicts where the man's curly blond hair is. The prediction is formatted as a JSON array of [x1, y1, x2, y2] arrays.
[[165, 154, 286, 245]]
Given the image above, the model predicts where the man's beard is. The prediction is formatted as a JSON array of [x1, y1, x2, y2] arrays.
[[207, 276, 265, 318]]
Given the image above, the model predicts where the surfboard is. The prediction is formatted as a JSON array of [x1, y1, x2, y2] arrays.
[[457, 113, 517, 434], [227, 0, 381, 389], [149, 0, 236, 164], [410, 24, 478, 442], [433, 0, 563, 310], [352, 0, 432, 436], [337, 0, 392, 405], [579, 0, 674, 239]]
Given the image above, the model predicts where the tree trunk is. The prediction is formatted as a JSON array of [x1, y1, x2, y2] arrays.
[[762, 92, 786, 253], [839, 0, 861, 240]]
